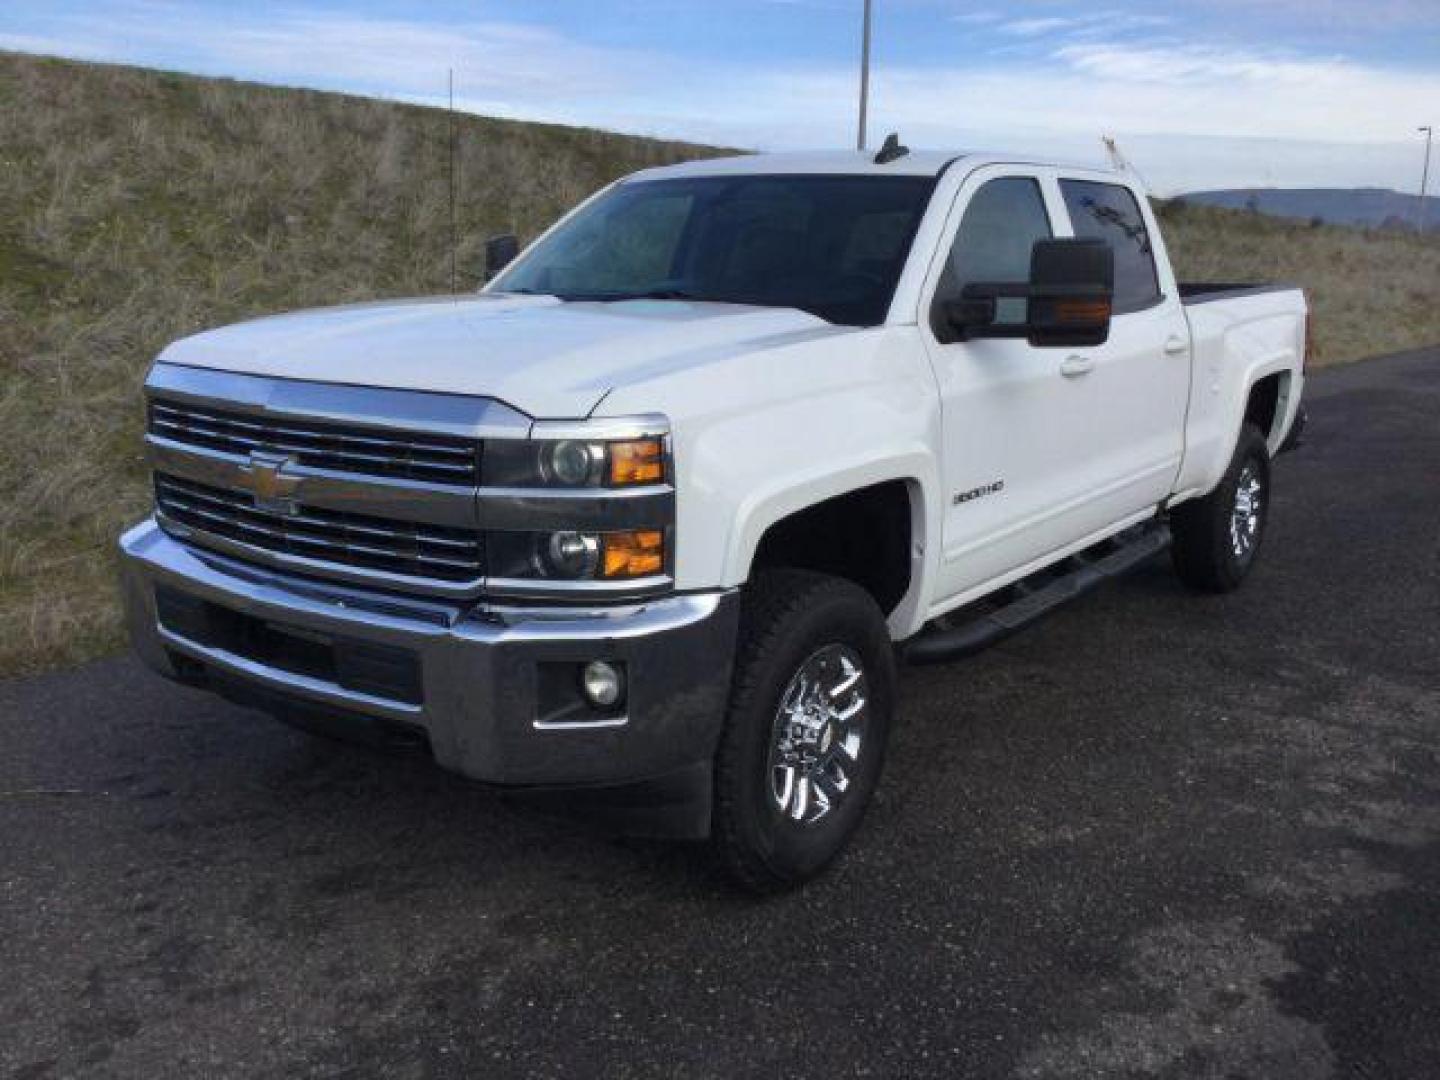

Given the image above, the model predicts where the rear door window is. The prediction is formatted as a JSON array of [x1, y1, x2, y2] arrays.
[[1059, 180, 1162, 314]]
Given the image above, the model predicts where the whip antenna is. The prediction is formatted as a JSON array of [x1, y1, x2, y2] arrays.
[[448, 68, 457, 294]]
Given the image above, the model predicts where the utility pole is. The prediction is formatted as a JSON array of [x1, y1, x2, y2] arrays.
[[857, 0, 872, 151], [1419, 126, 1434, 234]]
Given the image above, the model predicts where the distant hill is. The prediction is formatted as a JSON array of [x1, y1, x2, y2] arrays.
[[1179, 188, 1440, 232]]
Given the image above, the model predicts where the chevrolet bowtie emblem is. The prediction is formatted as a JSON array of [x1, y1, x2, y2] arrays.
[[242, 451, 302, 514]]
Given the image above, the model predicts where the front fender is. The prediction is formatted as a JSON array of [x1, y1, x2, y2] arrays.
[[594, 327, 942, 639]]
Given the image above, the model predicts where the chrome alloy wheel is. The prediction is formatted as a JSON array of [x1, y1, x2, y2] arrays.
[[1230, 464, 1264, 560], [767, 644, 869, 827]]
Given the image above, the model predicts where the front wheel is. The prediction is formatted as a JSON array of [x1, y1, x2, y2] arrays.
[[1171, 422, 1272, 593], [712, 571, 896, 892]]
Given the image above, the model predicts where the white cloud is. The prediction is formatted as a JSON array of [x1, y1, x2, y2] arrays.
[[1, 1, 1435, 194], [1054, 42, 1346, 86], [1198, 0, 1440, 29], [1, 2, 674, 104], [991, 10, 1174, 42], [999, 17, 1077, 36]]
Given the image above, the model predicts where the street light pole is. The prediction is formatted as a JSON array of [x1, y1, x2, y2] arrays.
[[1419, 126, 1434, 234], [857, 0, 872, 151]]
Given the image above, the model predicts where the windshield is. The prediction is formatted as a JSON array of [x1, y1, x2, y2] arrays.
[[492, 174, 937, 326]]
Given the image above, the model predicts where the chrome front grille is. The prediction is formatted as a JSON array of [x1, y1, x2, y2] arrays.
[[155, 474, 484, 584], [148, 399, 481, 485]]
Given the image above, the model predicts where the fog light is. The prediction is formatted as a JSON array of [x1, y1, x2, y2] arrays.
[[581, 660, 625, 708]]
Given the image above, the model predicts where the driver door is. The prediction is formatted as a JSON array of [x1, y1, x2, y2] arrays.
[[921, 166, 1102, 606]]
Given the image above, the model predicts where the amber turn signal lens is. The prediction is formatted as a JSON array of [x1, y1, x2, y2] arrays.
[[1054, 299, 1112, 324], [601, 530, 665, 578], [608, 438, 665, 486]]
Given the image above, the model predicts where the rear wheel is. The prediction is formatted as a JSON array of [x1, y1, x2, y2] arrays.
[[1171, 422, 1271, 593], [712, 571, 895, 892]]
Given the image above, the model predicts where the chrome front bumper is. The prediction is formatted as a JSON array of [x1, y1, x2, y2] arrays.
[[119, 519, 739, 797]]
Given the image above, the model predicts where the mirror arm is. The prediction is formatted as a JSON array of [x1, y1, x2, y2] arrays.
[[484, 234, 520, 282]]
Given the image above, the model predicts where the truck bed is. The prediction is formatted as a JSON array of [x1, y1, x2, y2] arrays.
[[1174, 282, 1308, 494]]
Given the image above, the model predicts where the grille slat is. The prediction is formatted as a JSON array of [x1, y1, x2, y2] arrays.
[[155, 474, 484, 583], [148, 400, 481, 484]]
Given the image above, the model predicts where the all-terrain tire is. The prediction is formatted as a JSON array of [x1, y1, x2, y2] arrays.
[[712, 571, 896, 892], [1171, 422, 1272, 593]]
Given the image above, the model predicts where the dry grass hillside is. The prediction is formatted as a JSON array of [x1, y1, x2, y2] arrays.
[[0, 52, 719, 677], [2, 50, 1437, 678], [1157, 199, 1440, 367]]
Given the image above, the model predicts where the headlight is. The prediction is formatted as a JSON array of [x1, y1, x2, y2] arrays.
[[541, 441, 604, 486], [483, 437, 667, 488], [487, 529, 668, 582], [543, 530, 600, 578], [479, 417, 671, 594]]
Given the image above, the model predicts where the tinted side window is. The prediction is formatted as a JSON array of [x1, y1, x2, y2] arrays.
[[1059, 180, 1161, 314], [933, 177, 1052, 332]]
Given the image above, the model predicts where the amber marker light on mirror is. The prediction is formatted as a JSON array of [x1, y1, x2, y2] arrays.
[[601, 530, 665, 578], [608, 438, 665, 486], [1054, 298, 1112, 324]]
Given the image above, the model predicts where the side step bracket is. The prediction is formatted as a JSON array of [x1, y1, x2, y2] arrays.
[[902, 522, 1171, 665]]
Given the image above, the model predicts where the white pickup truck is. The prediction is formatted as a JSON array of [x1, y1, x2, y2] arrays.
[[120, 144, 1307, 889]]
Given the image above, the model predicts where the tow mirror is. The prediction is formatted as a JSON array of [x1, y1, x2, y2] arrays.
[[937, 238, 1114, 347], [939, 296, 997, 338], [484, 233, 520, 281], [1025, 239, 1113, 348]]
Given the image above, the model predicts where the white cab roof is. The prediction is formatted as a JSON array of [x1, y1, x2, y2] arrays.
[[627, 149, 1123, 183]]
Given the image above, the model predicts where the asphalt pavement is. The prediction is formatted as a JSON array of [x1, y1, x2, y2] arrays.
[[2, 348, 1438, 1079]]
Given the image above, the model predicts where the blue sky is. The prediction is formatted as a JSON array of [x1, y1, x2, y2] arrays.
[[3, 0, 1438, 193]]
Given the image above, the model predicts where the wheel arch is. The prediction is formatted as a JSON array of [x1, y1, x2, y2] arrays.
[[731, 469, 933, 639], [1244, 369, 1298, 454]]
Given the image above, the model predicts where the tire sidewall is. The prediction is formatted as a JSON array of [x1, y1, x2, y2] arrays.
[[725, 583, 895, 884], [1213, 426, 1272, 587]]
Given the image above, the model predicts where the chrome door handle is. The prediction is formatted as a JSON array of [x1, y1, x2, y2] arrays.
[[1060, 355, 1095, 378], [1164, 335, 1190, 356]]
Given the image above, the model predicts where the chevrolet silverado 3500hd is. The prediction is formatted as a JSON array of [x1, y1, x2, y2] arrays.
[[119, 146, 1307, 889]]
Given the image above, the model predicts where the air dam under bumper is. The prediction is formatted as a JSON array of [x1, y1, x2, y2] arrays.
[[119, 519, 739, 832]]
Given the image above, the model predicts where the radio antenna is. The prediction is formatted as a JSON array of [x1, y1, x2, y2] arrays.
[[1102, 134, 1151, 190], [447, 68, 457, 294]]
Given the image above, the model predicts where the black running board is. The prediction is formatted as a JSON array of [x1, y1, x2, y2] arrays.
[[902, 523, 1171, 665]]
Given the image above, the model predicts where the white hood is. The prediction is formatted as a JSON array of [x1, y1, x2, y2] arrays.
[[157, 294, 842, 418]]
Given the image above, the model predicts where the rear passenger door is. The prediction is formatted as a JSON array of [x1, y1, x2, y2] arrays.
[[1052, 176, 1191, 523]]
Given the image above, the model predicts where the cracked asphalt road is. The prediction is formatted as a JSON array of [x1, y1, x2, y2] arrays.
[[2, 348, 1438, 1079]]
